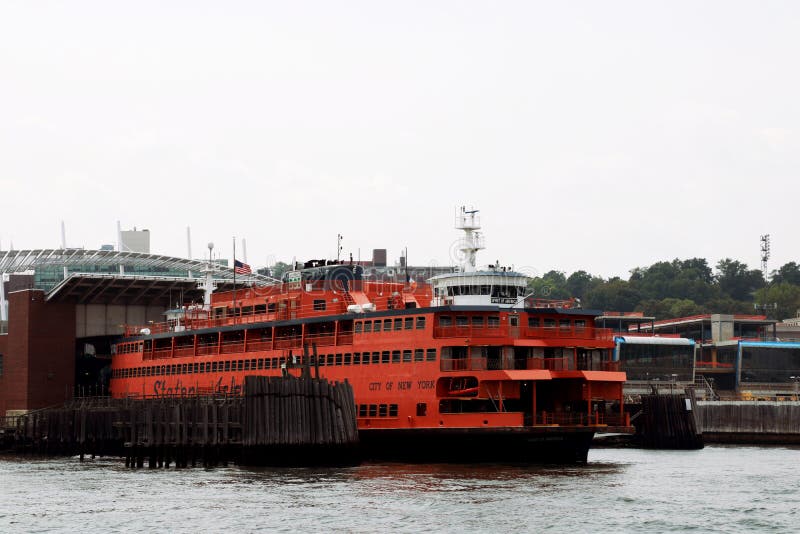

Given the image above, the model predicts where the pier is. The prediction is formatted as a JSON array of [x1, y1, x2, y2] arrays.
[[0, 376, 358, 467]]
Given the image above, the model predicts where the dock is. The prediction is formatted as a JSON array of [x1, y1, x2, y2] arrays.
[[0, 376, 358, 467]]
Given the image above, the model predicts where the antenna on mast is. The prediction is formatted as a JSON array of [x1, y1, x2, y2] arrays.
[[455, 206, 485, 273], [760, 234, 771, 281], [337, 234, 343, 262], [186, 227, 192, 259], [60, 220, 66, 249]]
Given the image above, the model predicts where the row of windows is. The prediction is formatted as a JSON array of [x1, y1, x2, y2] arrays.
[[528, 317, 587, 329], [439, 315, 500, 327], [438, 315, 588, 329], [355, 316, 426, 334], [357, 404, 399, 418], [443, 285, 523, 297], [112, 349, 439, 379]]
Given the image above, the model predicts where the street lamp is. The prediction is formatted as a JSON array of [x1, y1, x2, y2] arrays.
[[790, 376, 799, 400]]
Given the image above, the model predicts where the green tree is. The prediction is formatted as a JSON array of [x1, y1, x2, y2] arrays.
[[715, 258, 765, 301], [629, 258, 715, 303], [771, 262, 800, 285], [754, 283, 800, 320], [566, 270, 597, 299], [585, 278, 641, 312], [528, 270, 569, 299]]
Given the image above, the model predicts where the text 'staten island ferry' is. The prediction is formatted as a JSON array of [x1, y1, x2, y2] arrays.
[[110, 208, 631, 463]]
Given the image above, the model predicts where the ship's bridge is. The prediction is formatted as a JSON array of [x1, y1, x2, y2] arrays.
[[429, 270, 529, 308]]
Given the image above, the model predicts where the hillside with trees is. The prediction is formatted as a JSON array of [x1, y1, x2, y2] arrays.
[[527, 259, 800, 321]]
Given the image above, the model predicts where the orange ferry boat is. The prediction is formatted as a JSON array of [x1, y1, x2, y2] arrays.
[[110, 209, 630, 463]]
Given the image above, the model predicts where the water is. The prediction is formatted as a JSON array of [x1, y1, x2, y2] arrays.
[[1, 446, 798, 533]]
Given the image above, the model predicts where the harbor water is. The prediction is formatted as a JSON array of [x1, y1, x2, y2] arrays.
[[1, 446, 798, 533]]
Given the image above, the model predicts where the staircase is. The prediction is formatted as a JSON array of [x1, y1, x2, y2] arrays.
[[690, 374, 719, 401]]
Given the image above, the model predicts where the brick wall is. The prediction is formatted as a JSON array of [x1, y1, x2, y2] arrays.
[[0, 290, 76, 416]]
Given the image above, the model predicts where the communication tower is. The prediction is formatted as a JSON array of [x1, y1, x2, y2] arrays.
[[760, 234, 771, 281]]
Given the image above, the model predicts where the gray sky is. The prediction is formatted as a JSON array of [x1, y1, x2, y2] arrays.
[[1, 1, 798, 278]]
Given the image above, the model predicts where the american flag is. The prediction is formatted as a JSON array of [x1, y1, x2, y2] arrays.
[[234, 259, 251, 275]]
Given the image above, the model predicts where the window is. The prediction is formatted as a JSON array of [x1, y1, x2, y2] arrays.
[[255, 304, 267, 315], [237, 360, 244, 371], [439, 316, 452, 327], [394, 318, 402, 331], [416, 317, 426, 330], [417, 402, 427, 416], [404, 317, 414, 330], [379, 404, 388, 417], [244, 360, 251, 371], [456, 316, 468, 327], [414, 349, 424, 362], [364, 321, 372, 333], [327, 354, 335, 366], [258, 359, 264, 370], [392, 350, 401, 363], [544, 319, 556, 328], [344, 353, 352, 365], [224, 361, 231, 372], [488, 316, 500, 328], [384, 319, 392, 331], [372, 352, 380, 364], [368, 405, 378, 417], [313, 299, 326, 311], [528, 317, 540, 328], [373, 321, 382, 333], [403, 350, 412, 363], [268, 303, 277, 313], [575, 320, 586, 329], [389, 404, 398, 417], [559, 320, 571, 330], [509, 315, 519, 327], [335, 353, 343, 366], [355, 322, 363, 334], [353, 353, 361, 365], [381, 351, 390, 364], [359, 405, 367, 417], [426, 348, 437, 362], [471, 316, 484, 327]]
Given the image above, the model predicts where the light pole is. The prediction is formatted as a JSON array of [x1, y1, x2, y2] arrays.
[[790, 376, 799, 401]]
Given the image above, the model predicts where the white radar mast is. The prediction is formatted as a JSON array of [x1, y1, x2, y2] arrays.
[[455, 206, 485, 273]]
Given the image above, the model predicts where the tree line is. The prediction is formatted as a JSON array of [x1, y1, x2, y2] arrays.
[[528, 259, 800, 320], [258, 258, 800, 321]]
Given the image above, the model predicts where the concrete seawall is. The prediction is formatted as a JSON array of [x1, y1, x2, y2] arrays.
[[696, 401, 800, 444]]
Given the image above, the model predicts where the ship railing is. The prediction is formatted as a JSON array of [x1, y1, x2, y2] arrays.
[[440, 356, 620, 372], [221, 340, 245, 354], [173, 346, 194, 358], [524, 298, 577, 309], [196, 343, 217, 356]]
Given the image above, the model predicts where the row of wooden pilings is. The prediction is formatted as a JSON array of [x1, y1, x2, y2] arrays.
[[632, 393, 704, 449], [0, 376, 359, 467]]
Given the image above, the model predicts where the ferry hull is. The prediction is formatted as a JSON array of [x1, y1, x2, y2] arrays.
[[358, 427, 595, 464]]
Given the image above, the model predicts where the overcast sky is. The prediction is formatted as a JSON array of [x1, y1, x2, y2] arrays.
[[1, 1, 797, 278]]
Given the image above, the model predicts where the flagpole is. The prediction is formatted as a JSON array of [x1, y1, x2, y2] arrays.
[[233, 236, 237, 325]]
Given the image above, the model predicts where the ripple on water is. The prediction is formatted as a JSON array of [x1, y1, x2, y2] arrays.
[[1, 447, 800, 533]]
